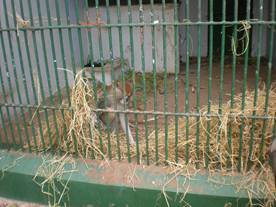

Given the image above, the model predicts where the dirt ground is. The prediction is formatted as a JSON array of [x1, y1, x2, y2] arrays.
[[0, 198, 44, 207], [1, 57, 276, 146], [133, 57, 275, 113], [127, 57, 276, 132]]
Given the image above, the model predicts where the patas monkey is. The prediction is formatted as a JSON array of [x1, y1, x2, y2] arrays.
[[83, 59, 134, 144], [97, 82, 135, 145]]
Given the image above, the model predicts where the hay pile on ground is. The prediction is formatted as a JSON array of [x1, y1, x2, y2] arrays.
[[29, 72, 276, 205], [32, 73, 276, 168], [32, 71, 109, 158], [154, 84, 276, 171], [153, 83, 276, 206]]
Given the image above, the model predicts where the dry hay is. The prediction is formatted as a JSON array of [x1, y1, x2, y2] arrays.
[[154, 83, 276, 206], [29, 71, 276, 206], [31, 70, 108, 159], [155, 84, 276, 171], [33, 153, 77, 207]]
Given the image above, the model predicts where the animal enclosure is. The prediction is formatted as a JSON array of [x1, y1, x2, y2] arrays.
[[1, 0, 276, 206]]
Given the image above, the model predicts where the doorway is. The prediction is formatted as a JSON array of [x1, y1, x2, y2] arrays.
[[210, 0, 253, 57]]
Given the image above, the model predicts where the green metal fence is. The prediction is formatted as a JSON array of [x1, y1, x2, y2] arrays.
[[0, 0, 276, 171]]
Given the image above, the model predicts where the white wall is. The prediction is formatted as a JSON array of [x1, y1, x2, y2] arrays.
[[84, 4, 176, 73], [251, 0, 269, 57], [0, 1, 177, 121], [179, 0, 208, 61], [0, 0, 85, 120]]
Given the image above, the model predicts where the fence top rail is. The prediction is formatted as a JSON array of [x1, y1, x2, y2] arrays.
[[0, 20, 275, 32]]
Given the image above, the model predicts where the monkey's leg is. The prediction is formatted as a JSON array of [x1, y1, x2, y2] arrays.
[[119, 113, 135, 145]]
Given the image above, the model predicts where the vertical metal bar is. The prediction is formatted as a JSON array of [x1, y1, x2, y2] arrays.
[[0, 62, 8, 149], [74, 0, 91, 157], [0, 108, 3, 147], [94, 0, 111, 160], [64, 0, 79, 156], [64, 1, 76, 77], [83, 0, 100, 160], [185, 0, 190, 164], [27, 0, 47, 152], [217, 0, 226, 167], [104, 0, 118, 160], [238, 0, 251, 172], [36, 0, 60, 154], [45, 0, 66, 155], [0, 105, 8, 147], [127, 0, 140, 163], [139, 0, 149, 165], [55, 0, 71, 153], [10, 0, 34, 152], [104, 0, 120, 160], [271, 113, 276, 141], [206, 0, 213, 168], [150, 0, 159, 164], [195, 0, 202, 168], [0, 65, 11, 147], [0, 107, 2, 146], [54, 0, 71, 105], [0, 29, 16, 147], [249, 0, 263, 160], [174, 0, 179, 164], [162, 0, 169, 163], [19, 0, 41, 154], [259, 0, 275, 160], [228, 0, 238, 168], [116, 0, 132, 162], [213, 0, 226, 169], [1, 0, 24, 149]]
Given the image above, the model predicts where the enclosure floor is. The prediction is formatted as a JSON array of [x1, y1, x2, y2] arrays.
[[128, 57, 276, 135], [0, 197, 44, 207], [1, 58, 275, 148]]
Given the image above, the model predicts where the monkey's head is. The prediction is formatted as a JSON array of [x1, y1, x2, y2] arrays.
[[115, 81, 132, 103], [124, 82, 132, 97], [117, 81, 133, 100]]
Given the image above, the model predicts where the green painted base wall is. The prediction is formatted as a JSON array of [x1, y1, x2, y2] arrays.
[[0, 150, 266, 207]]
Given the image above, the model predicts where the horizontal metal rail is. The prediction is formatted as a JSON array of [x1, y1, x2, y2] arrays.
[[0, 103, 275, 120], [0, 20, 275, 32]]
